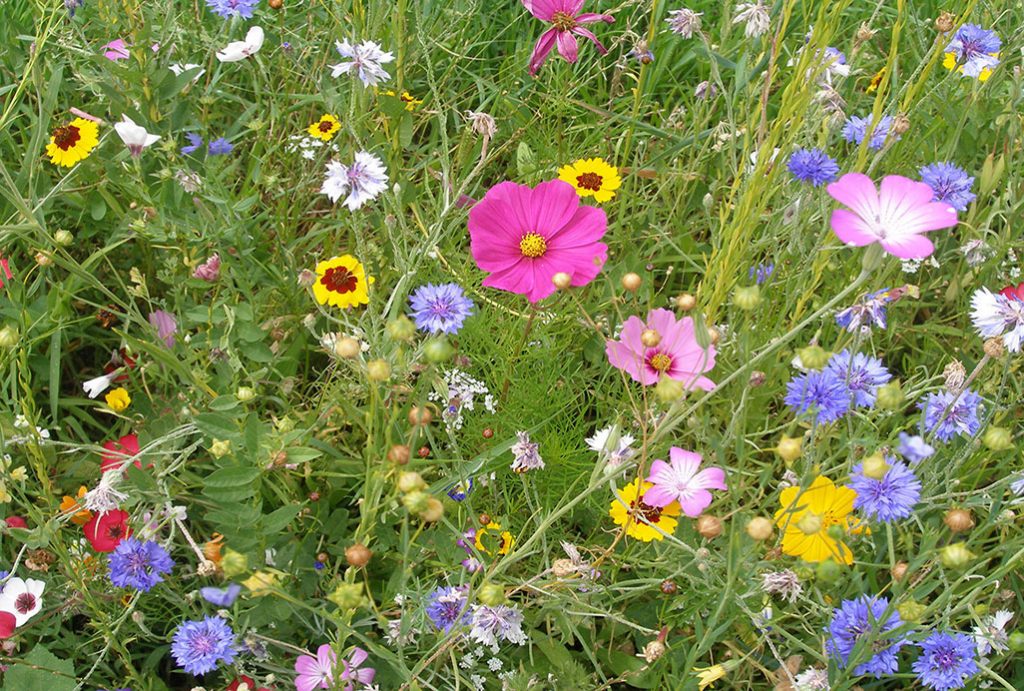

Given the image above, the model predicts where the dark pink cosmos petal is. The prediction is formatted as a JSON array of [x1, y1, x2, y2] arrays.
[[528, 27, 559, 75], [547, 196, 607, 246], [455, 194, 477, 209], [575, 12, 614, 24], [571, 25, 609, 54], [556, 30, 579, 63], [525, 180, 583, 238]]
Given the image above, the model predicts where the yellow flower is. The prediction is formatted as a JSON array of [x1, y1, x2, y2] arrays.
[[475, 521, 513, 555], [60, 486, 93, 525], [9, 466, 26, 482], [242, 569, 281, 596], [866, 67, 886, 93], [312, 255, 374, 309], [0, 482, 10, 504], [694, 664, 727, 689], [774, 475, 864, 565], [46, 117, 100, 167], [943, 52, 998, 82], [307, 114, 341, 142], [609, 479, 680, 542], [385, 90, 423, 111], [558, 157, 622, 203], [105, 387, 131, 412]]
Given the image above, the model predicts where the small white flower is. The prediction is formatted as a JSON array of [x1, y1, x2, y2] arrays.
[[320, 151, 389, 211], [733, 2, 770, 38], [468, 604, 527, 648], [586, 426, 636, 468], [665, 8, 702, 38], [114, 115, 161, 157], [0, 576, 45, 626], [974, 610, 1013, 656], [971, 287, 1024, 352], [83, 473, 128, 513], [83, 373, 117, 399], [793, 667, 830, 690], [216, 26, 264, 63], [330, 40, 394, 86]]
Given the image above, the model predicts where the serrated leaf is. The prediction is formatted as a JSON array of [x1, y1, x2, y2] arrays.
[[1, 644, 76, 691]]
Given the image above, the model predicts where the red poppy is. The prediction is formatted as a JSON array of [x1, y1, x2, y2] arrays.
[[83, 509, 132, 552], [4, 516, 27, 529], [226, 676, 273, 691], [999, 282, 1024, 301], [0, 611, 14, 639], [101, 434, 142, 473]]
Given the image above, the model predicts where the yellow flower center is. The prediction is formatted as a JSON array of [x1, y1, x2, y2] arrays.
[[649, 353, 672, 372], [519, 232, 547, 258], [551, 11, 577, 31], [576, 172, 604, 191]]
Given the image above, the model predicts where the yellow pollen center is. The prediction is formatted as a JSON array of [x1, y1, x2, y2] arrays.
[[551, 11, 577, 31], [519, 233, 547, 258], [649, 353, 672, 372]]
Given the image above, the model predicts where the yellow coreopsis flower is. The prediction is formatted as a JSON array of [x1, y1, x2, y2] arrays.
[[558, 157, 622, 203], [475, 521, 513, 555], [866, 67, 886, 93], [312, 255, 374, 309], [105, 387, 131, 412], [609, 479, 681, 542], [774, 475, 864, 564], [307, 114, 341, 142], [46, 117, 100, 167]]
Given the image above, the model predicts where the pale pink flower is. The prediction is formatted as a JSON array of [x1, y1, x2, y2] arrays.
[[644, 447, 726, 513], [826, 173, 958, 260], [339, 647, 376, 690], [523, 0, 614, 76], [103, 38, 130, 61], [605, 308, 716, 390], [148, 310, 178, 348], [295, 643, 336, 691], [193, 253, 221, 282]]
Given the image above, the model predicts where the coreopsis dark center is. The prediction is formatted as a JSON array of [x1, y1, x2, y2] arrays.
[[630, 498, 663, 523], [576, 172, 604, 191], [321, 266, 359, 294], [551, 11, 577, 31], [318, 120, 335, 133], [53, 125, 81, 151], [14, 593, 36, 614], [649, 353, 672, 372], [519, 232, 547, 258]]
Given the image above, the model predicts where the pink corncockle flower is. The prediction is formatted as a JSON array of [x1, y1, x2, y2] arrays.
[[826, 173, 958, 260], [148, 310, 178, 347], [644, 446, 727, 512], [605, 308, 716, 390], [295, 643, 336, 691], [523, 0, 614, 76], [193, 253, 221, 281], [103, 39, 130, 61], [468, 179, 607, 303], [339, 647, 376, 690]]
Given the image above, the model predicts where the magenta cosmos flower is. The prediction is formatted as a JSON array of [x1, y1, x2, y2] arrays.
[[523, 0, 614, 76], [605, 308, 716, 390], [827, 173, 958, 260], [468, 179, 608, 303], [645, 447, 727, 513], [295, 643, 335, 691]]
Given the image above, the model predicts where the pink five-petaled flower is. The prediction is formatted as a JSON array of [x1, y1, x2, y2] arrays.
[[103, 38, 130, 61], [468, 179, 607, 303], [340, 647, 376, 691], [523, 0, 614, 76], [826, 173, 958, 260], [644, 447, 727, 514], [605, 308, 716, 390], [295, 643, 336, 691]]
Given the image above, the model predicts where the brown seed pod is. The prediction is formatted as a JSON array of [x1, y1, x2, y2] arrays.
[[621, 272, 642, 293], [316, 552, 329, 563], [387, 444, 411, 465], [417, 445, 431, 458], [659, 579, 677, 595], [345, 543, 372, 568], [890, 561, 909, 581], [269, 0, 283, 8], [408, 406, 434, 426], [482, 428, 494, 439], [944, 508, 974, 533], [696, 515, 723, 539], [479, 513, 491, 526]]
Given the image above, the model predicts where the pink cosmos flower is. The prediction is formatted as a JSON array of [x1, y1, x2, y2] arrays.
[[644, 447, 727, 512], [605, 308, 716, 390], [103, 39, 130, 61], [826, 173, 958, 260], [468, 179, 607, 303], [339, 647, 376, 691], [523, 0, 614, 76], [295, 643, 336, 691]]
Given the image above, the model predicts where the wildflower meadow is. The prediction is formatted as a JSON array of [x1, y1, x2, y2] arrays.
[[3, 0, 1024, 689]]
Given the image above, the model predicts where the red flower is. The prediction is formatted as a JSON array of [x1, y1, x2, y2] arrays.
[[101, 434, 142, 473], [226, 676, 272, 691], [0, 611, 14, 639], [103, 348, 137, 383], [4, 516, 27, 529], [0, 257, 11, 289], [999, 282, 1024, 301], [83, 509, 132, 552]]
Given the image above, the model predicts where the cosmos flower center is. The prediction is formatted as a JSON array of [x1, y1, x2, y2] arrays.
[[649, 353, 672, 372], [14, 593, 35, 614], [630, 498, 664, 523], [576, 172, 603, 191], [519, 232, 547, 258], [551, 11, 577, 31], [53, 125, 82, 151], [321, 266, 359, 294]]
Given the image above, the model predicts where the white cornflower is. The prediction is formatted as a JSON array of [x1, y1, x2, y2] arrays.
[[732, 2, 770, 38], [320, 151, 389, 211], [760, 569, 803, 602], [83, 473, 128, 513], [468, 604, 527, 647], [466, 111, 496, 139], [793, 667, 830, 690], [585, 426, 635, 469], [510, 431, 544, 473], [959, 239, 991, 267], [330, 40, 394, 86], [174, 169, 202, 193], [974, 610, 1013, 656], [665, 8, 702, 38], [216, 26, 264, 63], [970, 287, 1024, 352]]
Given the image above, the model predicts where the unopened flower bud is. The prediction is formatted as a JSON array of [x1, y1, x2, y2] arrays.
[[748, 370, 766, 387], [983, 337, 1005, 359], [236, 386, 256, 402], [890, 561, 909, 581], [0, 325, 18, 348], [797, 513, 823, 535], [552, 559, 575, 577], [861, 453, 889, 479], [327, 582, 364, 610], [897, 600, 928, 623], [654, 377, 684, 403], [776, 435, 803, 464], [408, 406, 433, 426], [641, 329, 661, 348], [660, 579, 678, 594], [943, 360, 966, 391], [815, 559, 842, 584], [220, 548, 248, 578], [366, 359, 391, 381], [855, 22, 875, 43], [297, 269, 316, 287], [334, 336, 360, 359], [345, 543, 372, 568], [402, 490, 430, 515], [621, 272, 642, 293], [733, 285, 762, 311], [891, 114, 910, 136], [675, 293, 696, 311], [706, 326, 720, 345], [1008, 632, 1024, 652], [746, 517, 774, 541], [423, 337, 455, 363], [386, 315, 416, 342], [35, 251, 52, 267], [696, 515, 723, 539], [397, 471, 426, 493], [477, 583, 505, 606], [983, 425, 1013, 451], [388, 444, 410, 465], [209, 439, 232, 458], [940, 542, 975, 569], [54, 229, 74, 246], [642, 640, 666, 663], [419, 497, 444, 522], [552, 272, 572, 290], [796, 345, 829, 370], [944, 508, 974, 533], [876, 379, 904, 410], [935, 11, 955, 32]]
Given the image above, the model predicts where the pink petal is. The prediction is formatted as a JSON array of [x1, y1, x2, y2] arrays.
[[826, 173, 879, 218], [879, 175, 934, 212], [482, 258, 536, 298], [525, 260, 558, 302], [547, 204, 607, 246], [522, 0, 557, 20], [880, 234, 935, 260], [347, 647, 368, 667], [317, 644, 337, 670], [571, 26, 608, 54], [556, 31, 579, 63], [528, 28, 559, 75], [898, 201, 958, 235], [295, 675, 319, 691], [668, 447, 703, 477], [687, 374, 717, 391], [830, 209, 879, 247], [575, 12, 614, 24], [641, 485, 678, 508], [678, 490, 714, 517], [528, 180, 585, 239], [692, 467, 728, 491], [648, 459, 670, 478], [295, 655, 318, 674]]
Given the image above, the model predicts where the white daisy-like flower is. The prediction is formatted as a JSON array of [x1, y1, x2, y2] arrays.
[[970, 287, 1024, 352], [329, 40, 394, 86], [585, 426, 636, 469], [216, 26, 264, 63], [0, 576, 45, 626], [320, 151, 389, 211]]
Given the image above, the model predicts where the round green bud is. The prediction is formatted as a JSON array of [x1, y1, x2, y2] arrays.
[[983, 426, 1013, 452], [796, 345, 830, 370], [876, 380, 904, 410], [402, 490, 430, 514], [386, 315, 416, 342], [654, 377, 684, 403], [397, 471, 426, 493], [815, 559, 842, 584], [0, 325, 18, 348], [897, 600, 928, 624], [366, 359, 391, 382], [327, 582, 365, 610], [1007, 631, 1024, 652], [54, 229, 74, 246], [733, 285, 762, 311], [236, 386, 256, 402], [477, 583, 505, 606], [940, 543, 975, 569], [423, 337, 455, 363]]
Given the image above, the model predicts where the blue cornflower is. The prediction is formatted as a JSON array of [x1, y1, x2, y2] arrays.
[[945, 24, 1001, 80], [849, 459, 921, 522], [181, 133, 203, 155], [836, 289, 894, 332], [171, 615, 237, 676], [446, 478, 473, 501], [65, 0, 84, 17], [825, 350, 891, 408], [898, 432, 935, 464], [424, 585, 470, 632], [784, 368, 851, 424], [842, 114, 898, 150], [827, 596, 907, 678], [787, 148, 840, 186], [206, 0, 260, 19], [208, 137, 234, 156], [748, 262, 775, 285], [920, 389, 982, 442], [912, 631, 979, 690], [919, 162, 976, 211], [408, 283, 474, 335], [107, 538, 174, 592], [199, 583, 241, 607]]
